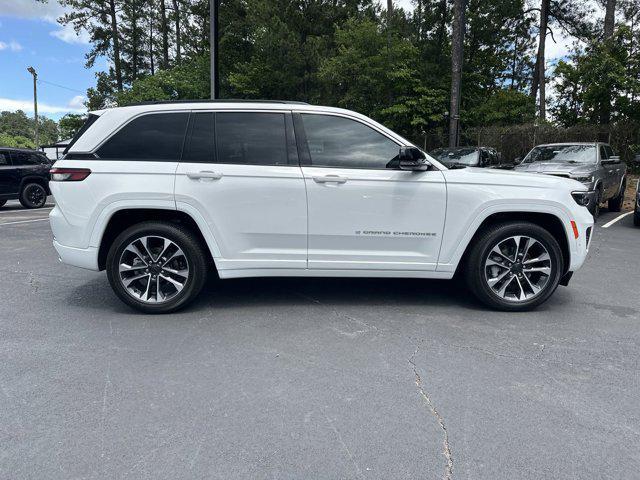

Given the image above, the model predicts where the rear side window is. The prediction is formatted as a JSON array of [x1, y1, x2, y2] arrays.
[[10, 152, 31, 165], [97, 112, 189, 160], [215, 112, 288, 166], [0, 152, 10, 165]]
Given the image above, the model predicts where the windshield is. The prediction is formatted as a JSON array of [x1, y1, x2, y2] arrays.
[[430, 148, 479, 166], [522, 145, 596, 164]]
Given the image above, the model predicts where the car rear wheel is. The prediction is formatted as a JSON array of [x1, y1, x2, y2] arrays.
[[464, 222, 564, 311], [106, 221, 208, 314], [608, 179, 625, 212], [19, 183, 47, 209]]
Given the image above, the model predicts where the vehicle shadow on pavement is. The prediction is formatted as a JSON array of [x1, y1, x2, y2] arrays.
[[66, 275, 488, 315]]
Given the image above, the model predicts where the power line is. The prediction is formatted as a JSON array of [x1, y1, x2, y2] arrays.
[[37, 79, 85, 95]]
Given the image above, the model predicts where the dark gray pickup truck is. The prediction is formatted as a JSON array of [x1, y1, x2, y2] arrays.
[[514, 142, 627, 218]]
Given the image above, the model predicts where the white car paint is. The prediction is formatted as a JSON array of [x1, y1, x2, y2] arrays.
[[49, 102, 594, 281]]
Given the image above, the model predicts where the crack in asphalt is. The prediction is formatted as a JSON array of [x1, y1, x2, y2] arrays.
[[409, 344, 453, 480]]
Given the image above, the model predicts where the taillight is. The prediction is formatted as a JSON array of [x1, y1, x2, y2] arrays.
[[50, 168, 91, 182]]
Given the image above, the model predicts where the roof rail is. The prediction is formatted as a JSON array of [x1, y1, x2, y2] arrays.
[[124, 99, 309, 107]]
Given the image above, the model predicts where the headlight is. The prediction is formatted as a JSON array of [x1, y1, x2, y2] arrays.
[[571, 191, 590, 206], [572, 175, 593, 183]]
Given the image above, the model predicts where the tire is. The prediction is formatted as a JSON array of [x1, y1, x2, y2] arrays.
[[19, 182, 47, 209], [0, 200, 6, 208], [608, 179, 625, 212], [589, 188, 602, 220], [106, 221, 209, 314], [464, 222, 564, 311]]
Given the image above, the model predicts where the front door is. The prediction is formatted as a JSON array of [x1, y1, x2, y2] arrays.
[[174, 111, 307, 272], [296, 113, 447, 271]]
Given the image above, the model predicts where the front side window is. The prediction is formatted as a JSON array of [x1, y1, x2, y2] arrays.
[[0, 152, 9, 165], [97, 112, 189, 160], [215, 112, 288, 166], [301, 114, 399, 169]]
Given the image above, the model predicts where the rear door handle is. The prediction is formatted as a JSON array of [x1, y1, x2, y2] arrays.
[[312, 175, 347, 184], [186, 171, 223, 180]]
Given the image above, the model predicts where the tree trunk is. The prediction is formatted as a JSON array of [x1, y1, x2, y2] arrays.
[[108, 0, 123, 91], [435, 0, 447, 64], [149, 12, 155, 75], [604, 0, 616, 39], [160, 0, 170, 68], [449, 0, 465, 147], [532, 0, 549, 121], [172, 0, 182, 64]]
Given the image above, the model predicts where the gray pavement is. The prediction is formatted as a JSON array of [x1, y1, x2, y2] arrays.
[[1, 200, 639, 479]]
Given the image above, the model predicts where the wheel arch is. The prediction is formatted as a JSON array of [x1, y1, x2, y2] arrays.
[[454, 211, 571, 276], [20, 176, 51, 196], [96, 208, 217, 271]]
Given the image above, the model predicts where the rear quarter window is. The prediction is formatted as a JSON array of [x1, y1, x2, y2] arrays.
[[96, 112, 189, 161]]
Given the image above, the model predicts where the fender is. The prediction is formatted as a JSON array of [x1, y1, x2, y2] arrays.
[[436, 200, 577, 273], [19, 175, 51, 195]]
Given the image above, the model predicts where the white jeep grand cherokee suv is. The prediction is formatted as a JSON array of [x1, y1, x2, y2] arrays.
[[49, 101, 593, 313]]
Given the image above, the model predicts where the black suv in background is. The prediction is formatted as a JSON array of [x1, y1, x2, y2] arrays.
[[0, 148, 52, 209]]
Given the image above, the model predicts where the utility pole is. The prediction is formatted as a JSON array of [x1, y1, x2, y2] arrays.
[[210, 0, 219, 99], [27, 66, 39, 147]]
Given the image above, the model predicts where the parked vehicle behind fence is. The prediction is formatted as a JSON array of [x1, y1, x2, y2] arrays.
[[0, 147, 52, 209], [430, 146, 513, 169], [514, 143, 627, 219], [49, 101, 593, 313]]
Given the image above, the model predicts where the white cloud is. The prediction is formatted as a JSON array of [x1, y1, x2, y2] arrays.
[[0, 0, 66, 22], [50, 24, 90, 45], [67, 95, 86, 109], [0, 97, 86, 115], [0, 0, 89, 45], [0, 40, 23, 52]]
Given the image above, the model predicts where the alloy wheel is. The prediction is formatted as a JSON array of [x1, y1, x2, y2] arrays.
[[118, 236, 190, 304], [484, 235, 553, 302]]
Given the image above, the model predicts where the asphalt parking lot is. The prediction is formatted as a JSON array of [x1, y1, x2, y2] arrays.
[[1, 200, 639, 480]]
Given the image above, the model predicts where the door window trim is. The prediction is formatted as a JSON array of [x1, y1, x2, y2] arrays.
[[292, 111, 403, 170]]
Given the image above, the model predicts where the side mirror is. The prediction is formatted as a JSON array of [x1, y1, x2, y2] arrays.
[[399, 146, 430, 171]]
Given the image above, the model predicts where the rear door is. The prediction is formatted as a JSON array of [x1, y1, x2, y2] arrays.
[[0, 150, 18, 195], [599, 145, 616, 197], [174, 110, 307, 272], [297, 112, 446, 271]]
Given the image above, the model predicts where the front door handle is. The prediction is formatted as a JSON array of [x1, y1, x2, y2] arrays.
[[186, 171, 223, 180], [312, 175, 347, 184]]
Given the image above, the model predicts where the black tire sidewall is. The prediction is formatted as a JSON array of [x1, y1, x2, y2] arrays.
[[20, 183, 47, 209], [466, 222, 564, 311], [106, 222, 207, 313], [608, 180, 625, 212]]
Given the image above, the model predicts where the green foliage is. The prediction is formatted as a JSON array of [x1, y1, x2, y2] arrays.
[[58, 114, 87, 140], [115, 55, 210, 105], [0, 110, 58, 147], [552, 27, 640, 126]]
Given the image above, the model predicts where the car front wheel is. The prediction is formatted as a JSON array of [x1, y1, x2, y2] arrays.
[[106, 221, 209, 313], [465, 222, 564, 311], [19, 183, 47, 209]]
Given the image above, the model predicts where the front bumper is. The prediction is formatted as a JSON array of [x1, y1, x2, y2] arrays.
[[53, 240, 99, 271]]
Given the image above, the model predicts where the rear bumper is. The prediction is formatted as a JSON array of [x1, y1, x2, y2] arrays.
[[53, 240, 99, 271]]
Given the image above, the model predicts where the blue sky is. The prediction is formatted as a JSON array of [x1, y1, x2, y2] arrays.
[[0, 0, 106, 121]]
